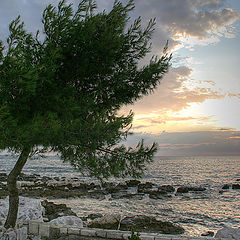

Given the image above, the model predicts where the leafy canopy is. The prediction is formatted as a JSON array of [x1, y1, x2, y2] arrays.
[[0, 0, 171, 179]]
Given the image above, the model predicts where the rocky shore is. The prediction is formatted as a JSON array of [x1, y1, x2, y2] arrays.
[[1, 172, 239, 200], [1, 172, 240, 237]]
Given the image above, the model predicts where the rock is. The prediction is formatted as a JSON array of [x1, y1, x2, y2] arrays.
[[105, 183, 128, 194], [177, 186, 206, 193], [50, 216, 83, 228], [88, 213, 121, 229], [125, 180, 141, 187], [0, 197, 44, 223], [201, 231, 214, 237], [116, 183, 128, 190], [232, 184, 240, 189], [0, 173, 7, 181], [215, 227, 240, 239], [138, 182, 155, 194], [120, 215, 184, 234], [222, 184, 230, 189], [176, 187, 189, 193], [41, 200, 77, 221], [149, 190, 172, 199], [111, 191, 144, 200], [87, 189, 107, 200], [158, 185, 175, 192], [87, 213, 103, 220], [18, 173, 39, 182]]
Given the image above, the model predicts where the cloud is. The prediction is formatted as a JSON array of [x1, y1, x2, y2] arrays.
[[125, 131, 240, 156], [130, 0, 239, 49], [122, 65, 225, 116]]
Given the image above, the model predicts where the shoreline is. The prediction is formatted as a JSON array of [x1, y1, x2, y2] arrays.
[[1, 172, 240, 238]]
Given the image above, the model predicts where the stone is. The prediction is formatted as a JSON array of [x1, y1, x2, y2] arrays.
[[120, 215, 184, 234], [87, 213, 103, 220], [50, 216, 83, 228], [111, 191, 144, 199], [80, 228, 96, 237], [49, 225, 60, 238], [39, 222, 50, 238], [176, 186, 206, 193], [68, 227, 80, 235], [29, 221, 40, 235], [201, 231, 214, 237], [106, 230, 124, 239], [41, 200, 77, 221], [95, 229, 107, 238], [215, 227, 240, 239], [158, 185, 175, 192], [125, 180, 141, 187], [0, 197, 44, 223], [232, 184, 240, 189], [149, 190, 172, 199], [222, 184, 230, 189], [88, 213, 121, 229], [138, 182, 154, 193]]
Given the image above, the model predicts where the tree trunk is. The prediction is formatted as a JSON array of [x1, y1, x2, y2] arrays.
[[4, 147, 31, 229]]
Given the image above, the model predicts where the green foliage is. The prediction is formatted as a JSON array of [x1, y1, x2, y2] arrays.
[[0, 0, 171, 179], [128, 228, 141, 240]]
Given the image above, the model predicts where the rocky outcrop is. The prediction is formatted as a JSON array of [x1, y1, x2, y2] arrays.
[[41, 200, 77, 221], [88, 214, 184, 235], [120, 215, 184, 234]]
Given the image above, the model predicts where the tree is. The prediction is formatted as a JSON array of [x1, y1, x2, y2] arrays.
[[0, 0, 171, 228]]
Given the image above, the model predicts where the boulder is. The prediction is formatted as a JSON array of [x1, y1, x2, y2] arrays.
[[88, 213, 121, 229], [120, 215, 184, 234], [50, 216, 83, 228], [215, 227, 240, 239]]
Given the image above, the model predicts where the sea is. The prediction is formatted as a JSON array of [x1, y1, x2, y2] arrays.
[[0, 155, 240, 237]]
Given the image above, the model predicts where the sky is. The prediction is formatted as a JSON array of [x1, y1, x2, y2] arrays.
[[0, 0, 240, 156]]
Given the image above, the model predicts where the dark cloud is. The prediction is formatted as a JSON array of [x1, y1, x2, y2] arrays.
[[125, 131, 240, 156]]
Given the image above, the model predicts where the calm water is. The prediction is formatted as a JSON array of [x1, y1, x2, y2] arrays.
[[0, 155, 240, 236]]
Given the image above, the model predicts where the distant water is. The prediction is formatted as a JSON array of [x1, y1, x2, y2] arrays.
[[1, 155, 240, 237]]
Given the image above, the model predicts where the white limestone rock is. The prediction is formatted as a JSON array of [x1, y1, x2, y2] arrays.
[[50, 216, 83, 228], [0, 197, 44, 223], [215, 227, 240, 239]]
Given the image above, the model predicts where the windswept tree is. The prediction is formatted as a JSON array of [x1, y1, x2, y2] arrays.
[[0, 0, 171, 228]]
